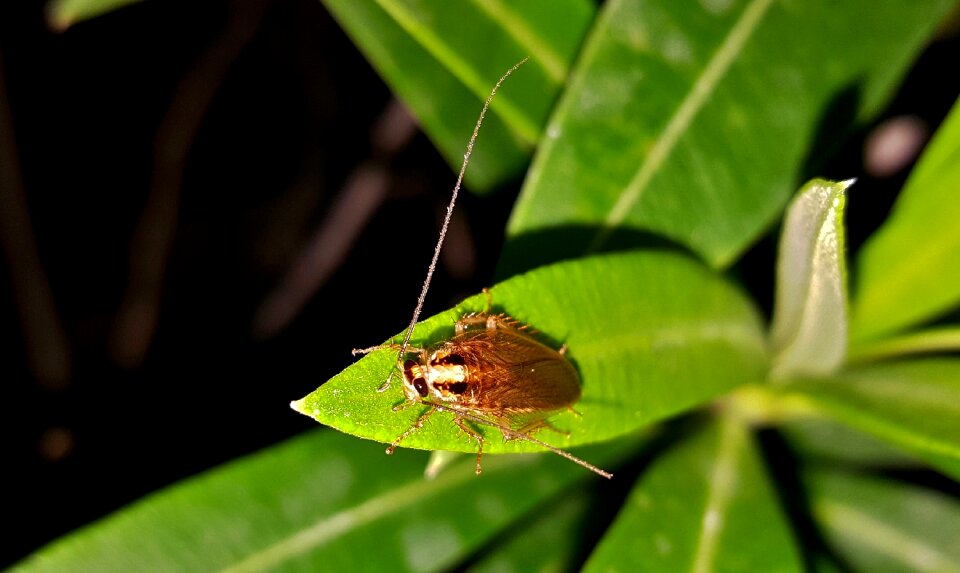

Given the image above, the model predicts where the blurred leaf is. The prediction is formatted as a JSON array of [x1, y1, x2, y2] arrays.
[[770, 179, 851, 379], [853, 96, 960, 342], [466, 490, 595, 573], [45, 0, 142, 30], [779, 417, 922, 469], [320, 0, 595, 190], [582, 417, 802, 572], [806, 468, 960, 572], [294, 250, 767, 455], [504, 0, 954, 269], [12, 430, 644, 572], [784, 358, 960, 480], [848, 326, 960, 364]]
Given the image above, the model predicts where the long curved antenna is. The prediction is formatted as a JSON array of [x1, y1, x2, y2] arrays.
[[376, 57, 529, 392]]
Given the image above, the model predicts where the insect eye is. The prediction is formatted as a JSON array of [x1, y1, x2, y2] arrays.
[[442, 354, 465, 366], [413, 377, 428, 397]]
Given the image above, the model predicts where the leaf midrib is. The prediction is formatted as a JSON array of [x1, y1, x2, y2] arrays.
[[374, 0, 545, 144], [588, 0, 775, 250], [219, 461, 475, 573], [816, 498, 957, 571], [690, 418, 743, 573]]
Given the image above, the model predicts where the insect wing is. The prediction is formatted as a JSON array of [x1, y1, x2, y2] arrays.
[[450, 328, 580, 413]]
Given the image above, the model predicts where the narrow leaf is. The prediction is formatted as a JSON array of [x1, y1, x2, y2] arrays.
[[770, 178, 852, 380], [848, 326, 960, 364], [582, 417, 803, 573], [806, 468, 960, 572], [321, 0, 595, 190], [46, 0, 143, 30], [784, 358, 960, 481], [504, 0, 954, 269], [12, 430, 644, 572], [294, 250, 767, 455], [853, 96, 960, 342], [779, 417, 922, 470], [466, 490, 595, 573]]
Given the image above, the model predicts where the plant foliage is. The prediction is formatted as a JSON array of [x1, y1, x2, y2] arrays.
[[15, 1, 960, 571]]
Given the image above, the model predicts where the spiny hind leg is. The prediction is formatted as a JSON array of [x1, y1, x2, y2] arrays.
[[455, 293, 532, 336], [387, 406, 436, 455], [506, 417, 570, 441], [454, 415, 485, 475]]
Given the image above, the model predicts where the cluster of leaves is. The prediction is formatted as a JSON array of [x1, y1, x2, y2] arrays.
[[22, 0, 960, 571]]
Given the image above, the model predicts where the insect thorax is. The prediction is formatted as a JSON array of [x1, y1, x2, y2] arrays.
[[402, 351, 471, 403]]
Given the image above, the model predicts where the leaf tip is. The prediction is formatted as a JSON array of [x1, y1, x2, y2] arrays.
[[290, 398, 309, 416]]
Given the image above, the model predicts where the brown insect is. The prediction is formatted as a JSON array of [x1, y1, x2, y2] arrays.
[[354, 59, 611, 479]]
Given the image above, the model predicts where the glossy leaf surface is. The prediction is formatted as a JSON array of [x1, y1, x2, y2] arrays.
[[294, 250, 767, 454], [770, 179, 851, 379], [785, 358, 960, 480], [13, 430, 643, 572], [807, 469, 960, 572], [853, 97, 960, 342], [320, 0, 595, 190], [505, 0, 954, 268], [583, 418, 802, 572]]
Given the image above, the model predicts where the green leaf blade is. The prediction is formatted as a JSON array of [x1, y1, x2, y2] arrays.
[[295, 250, 767, 455], [505, 0, 954, 268], [784, 358, 960, 480], [320, 0, 595, 190], [582, 418, 803, 573], [853, 96, 960, 342], [13, 430, 645, 572], [466, 490, 594, 573], [806, 469, 960, 572], [770, 178, 851, 379], [45, 0, 143, 30]]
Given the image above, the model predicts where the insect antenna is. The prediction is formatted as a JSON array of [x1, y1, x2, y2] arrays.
[[374, 57, 529, 393], [428, 402, 614, 479]]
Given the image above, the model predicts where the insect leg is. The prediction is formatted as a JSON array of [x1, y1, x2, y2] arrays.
[[351, 343, 425, 392], [481, 287, 493, 313], [386, 406, 436, 455], [351, 343, 424, 356], [514, 417, 570, 438], [431, 403, 613, 479], [454, 415, 485, 475]]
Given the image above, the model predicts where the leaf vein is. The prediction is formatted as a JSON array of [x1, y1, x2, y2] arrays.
[[590, 0, 774, 249]]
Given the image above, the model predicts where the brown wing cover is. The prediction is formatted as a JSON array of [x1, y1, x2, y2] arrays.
[[436, 326, 580, 415]]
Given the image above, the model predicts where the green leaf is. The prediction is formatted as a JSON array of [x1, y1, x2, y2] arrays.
[[466, 489, 595, 573], [779, 417, 922, 470], [853, 96, 960, 342], [12, 430, 645, 572], [320, 0, 595, 190], [294, 250, 767, 455], [806, 468, 960, 572], [582, 417, 803, 573], [784, 358, 960, 480], [45, 0, 143, 30], [504, 0, 954, 269], [848, 326, 960, 364], [770, 179, 852, 380]]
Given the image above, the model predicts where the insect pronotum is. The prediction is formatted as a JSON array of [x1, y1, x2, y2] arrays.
[[354, 58, 612, 479]]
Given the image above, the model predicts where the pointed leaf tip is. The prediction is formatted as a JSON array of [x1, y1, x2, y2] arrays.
[[290, 399, 308, 415], [770, 178, 851, 380]]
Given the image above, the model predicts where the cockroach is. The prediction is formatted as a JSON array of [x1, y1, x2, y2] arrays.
[[354, 59, 611, 479]]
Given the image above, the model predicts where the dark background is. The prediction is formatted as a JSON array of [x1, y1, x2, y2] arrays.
[[1, 0, 957, 567]]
